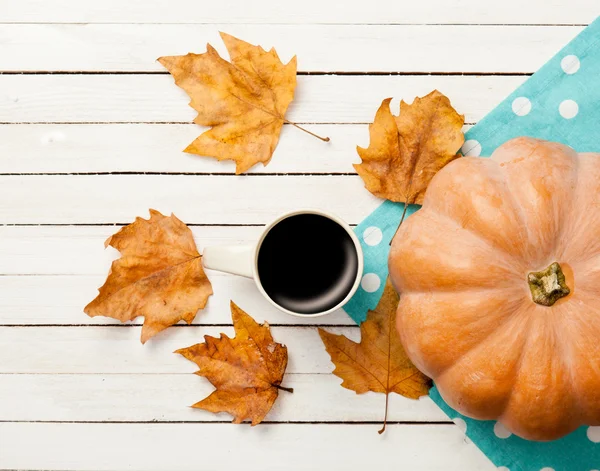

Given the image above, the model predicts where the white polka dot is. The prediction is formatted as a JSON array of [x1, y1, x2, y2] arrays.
[[497, 467, 510, 471], [453, 417, 467, 433], [587, 426, 600, 442], [452, 417, 472, 443], [539, 468, 555, 471], [360, 273, 381, 293], [362, 226, 383, 246], [493, 422, 512, 439], [559, 99, 579, 119], [512, 96, 532, 116], [561, 55, 580, 74], [461, 139, 481, 157]]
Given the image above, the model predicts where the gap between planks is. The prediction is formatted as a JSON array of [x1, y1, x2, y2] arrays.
[[0, 172, 358, 176], [0, 71, 533, 76], [0, 324, 358, 328], [0, 223, 270, 226], [0, 420, 452, 424], [0, 22, 589, 26]]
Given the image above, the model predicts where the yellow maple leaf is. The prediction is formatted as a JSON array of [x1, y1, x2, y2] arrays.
[[177, 301, 292, 425], [85, 209, 213, 343], [159, 33, 327, 174], [319, 278, 431, 433], [355, 90, 464, 224]]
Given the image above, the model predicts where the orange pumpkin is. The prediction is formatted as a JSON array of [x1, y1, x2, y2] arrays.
[[389, 137, 600, 441]]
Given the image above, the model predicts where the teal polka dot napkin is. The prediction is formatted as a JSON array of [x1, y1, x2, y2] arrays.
[[344, 16, 600, 471]]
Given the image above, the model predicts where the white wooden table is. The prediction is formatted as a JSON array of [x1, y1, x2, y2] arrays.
[[0, 2, 595, 469]]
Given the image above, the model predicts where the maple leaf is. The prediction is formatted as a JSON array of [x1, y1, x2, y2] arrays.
[[158, 32, 328, 174], [176, 301, 292, 425], [355, 90, 464, 226], [319, 278, 431, 434], [85, 209, 213, 343]]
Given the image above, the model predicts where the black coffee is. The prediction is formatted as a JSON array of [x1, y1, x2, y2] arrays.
[[257, 214, 359, 314]]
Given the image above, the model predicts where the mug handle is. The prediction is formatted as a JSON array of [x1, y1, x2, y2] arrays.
[[202, 245, 255, 279]]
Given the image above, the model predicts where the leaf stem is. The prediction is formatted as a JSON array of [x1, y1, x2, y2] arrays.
[[284, 120, 330, 142], [378, 392, 389, 434], [388, 201, 411, 246], [273, 383, 294, 393]]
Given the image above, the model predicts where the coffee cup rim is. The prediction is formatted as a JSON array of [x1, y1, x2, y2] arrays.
[[252, 208, 364, 318]]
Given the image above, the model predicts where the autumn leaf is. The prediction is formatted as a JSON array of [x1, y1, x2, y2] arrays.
[[319, 278, 431, 434], [85, 209, 213, 344], [158, 32, 328, 174], [355, 90, 464, 226], [177, 301, 292, 425]]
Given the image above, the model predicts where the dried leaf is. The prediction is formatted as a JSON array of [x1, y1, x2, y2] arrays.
[[177, 301, 291, 425], [85, 209, 213, 343], [159, 33, 327, 174], [355, 90, 464, 205], [319, 278, 431, 433]]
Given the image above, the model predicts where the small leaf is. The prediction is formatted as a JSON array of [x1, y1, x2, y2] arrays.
[[159, 33, 328, 175], [84, 209, 213, 343], [355, 90, 465, 205], [177, 301, 292, 426], [319, 278, 431, 433]]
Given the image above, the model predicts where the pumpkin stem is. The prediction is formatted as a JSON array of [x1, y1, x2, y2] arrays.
[[527, 262, 570, 307]]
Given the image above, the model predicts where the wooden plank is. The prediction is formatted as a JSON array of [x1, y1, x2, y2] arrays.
[[0, 74, 526, 124], [0, 24, 582, 73], [0, 422, 495, 471], [0, 123, 474, 174], [0, 373, 446, 422], [0, 0, 592, 25], [0, 275, 357, 326], [0, 226, 261, 275], [0, 124, 362, 174], [0, 226, 360, 326], [0, 175, 382, 224], [0, 222, 371, 328], [0, 326, 358, 373]]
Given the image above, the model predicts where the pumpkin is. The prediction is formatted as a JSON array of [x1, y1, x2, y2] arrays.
[[388, 137, 600, 441]]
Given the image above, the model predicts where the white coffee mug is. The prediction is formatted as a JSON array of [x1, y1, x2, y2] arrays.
[[202, 209, 364, 317]]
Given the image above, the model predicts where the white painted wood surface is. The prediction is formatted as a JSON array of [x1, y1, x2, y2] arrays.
[[0, 175, 382, 224], [0, 373, 447, 422], [0, 1, 592, 469], [0, 423, 494, 471], [0, 75, 525, 124], [0, 123, 471, 174], [0, 124, 365, 174], [0, 24, 582, 73], [0, 0, 594, 24]]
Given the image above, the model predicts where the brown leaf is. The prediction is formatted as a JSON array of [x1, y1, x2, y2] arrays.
[[177, 301, 291, 425], [355, 90, 465, 205], [85, 209, 213, 343], [159, 33, 328, 174], [319, 278, 431, 433]]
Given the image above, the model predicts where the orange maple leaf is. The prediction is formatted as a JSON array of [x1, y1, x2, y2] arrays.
[[319, 278, 431, 433], [85, 209, 213, 343], [159, 33, 327, 174], [177, 301, 292, 425], [355, 90, 464, 225]]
